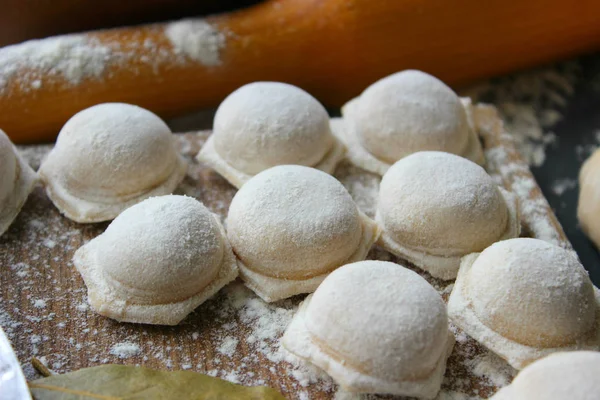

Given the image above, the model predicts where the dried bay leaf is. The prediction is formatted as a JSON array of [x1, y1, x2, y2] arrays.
[[29, 364, 287, 400]]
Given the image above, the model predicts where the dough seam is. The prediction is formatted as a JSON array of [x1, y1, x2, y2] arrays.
[[197, 132, 346, 189], [0, 147, 38, 236], [237, 211, 381, 302], [282, 294, 455, 398], [73, 213, 238, 325], [40, 153, 187, 223], [375, 187, 520, 280], [448, 253, 600, 370]]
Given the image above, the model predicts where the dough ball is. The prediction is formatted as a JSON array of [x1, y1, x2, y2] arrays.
[[283, 260, 454, 398], [350, 70, 478, 164], [491, 351, 600, 400], [212, 82, 334, 175], [467, 238, 597, 348], [379, 151, 507, 253], [578, 148, 600, 248], [73, 195, 238, 325], [39, 103, 186, 222], [228, 165, 362, 279]]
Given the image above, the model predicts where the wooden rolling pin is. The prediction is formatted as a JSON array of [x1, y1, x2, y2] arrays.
[[2, 0, 600, 143]]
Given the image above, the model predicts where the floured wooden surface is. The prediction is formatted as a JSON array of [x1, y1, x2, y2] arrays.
[[0, 104, 569, 400]]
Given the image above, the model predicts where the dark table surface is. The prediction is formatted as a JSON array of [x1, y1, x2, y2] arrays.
[[533, 54, 600, 284]]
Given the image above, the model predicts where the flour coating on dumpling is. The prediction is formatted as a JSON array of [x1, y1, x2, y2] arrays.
[[376, 151, 519, 279], [0, 129, 38, 236], [449, 238, 600, 369], [39, 103, 187, 223], [282, 260, 454, 398], [227, 165, 380, 302], [73, 195, 238, 325], [333, 70, 483, 175], [197, 82, 345, 188]]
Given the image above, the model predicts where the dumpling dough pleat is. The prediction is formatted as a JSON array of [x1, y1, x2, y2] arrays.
[[332, 70, 484, 176], [73, 195, 238, 325], [449, 238, 600, 370], [197, 82, 345, 188], [39, 103, 187, 223]]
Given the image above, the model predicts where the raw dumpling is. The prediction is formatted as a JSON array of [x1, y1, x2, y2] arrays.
[[197, 82, 345, 188], [39, 103, 187, 223], [227, 165, 380, 302], [376, 151, 519, 280], [282, 260, 454, 399], [491, 351, 600, 400], [73, 195, 238, 325], [0, 129, 37, 236], [332, 70, 484, 175], [578, 148, 600, 248], [448, 238, 600, 369]]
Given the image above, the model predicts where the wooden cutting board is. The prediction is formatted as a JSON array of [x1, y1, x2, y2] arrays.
[[0, 104, 570, 399]]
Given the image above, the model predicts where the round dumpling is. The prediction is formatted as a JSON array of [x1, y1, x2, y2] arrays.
[[282, 260, 454, 398], [197, 82, 345, 188], [448, 238, 600, 369], [333, 70, 483, 175], [39, 103, 187, 223], [0, 129, 38, 236], [73, 195, 238, 325], [376, 151, 519, 280], [491, 352, 600, 400], [227, 165, 380, 302], [578, 148, 600, 248]]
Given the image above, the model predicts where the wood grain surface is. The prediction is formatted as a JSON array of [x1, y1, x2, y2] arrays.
[[0, 105, 569, 399]]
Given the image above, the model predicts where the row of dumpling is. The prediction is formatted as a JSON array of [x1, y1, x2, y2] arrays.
[[1, 69, 478, 229], [2, 70, 598, 398]]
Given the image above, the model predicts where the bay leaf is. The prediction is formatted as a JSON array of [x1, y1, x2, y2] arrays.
[[29, 364, 287, 400]]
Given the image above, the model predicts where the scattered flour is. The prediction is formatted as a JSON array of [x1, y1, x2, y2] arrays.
[[576, 144, 598, 161], [335, 162, 380, 218], [551, 178, 578, 196], [165, 20, 226, 66], [109, 342, 141, 359], [485, 145, 565, 247]]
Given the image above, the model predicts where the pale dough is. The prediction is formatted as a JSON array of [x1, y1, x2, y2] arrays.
[[376, 151, 520, 280], [491, 351, 600, 400], [197, 82, 345, 188], [73, 195, 238, 325], [332, 70, 484, 175], [39, 103, 187, 223], [0, 129, 38, 236]]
